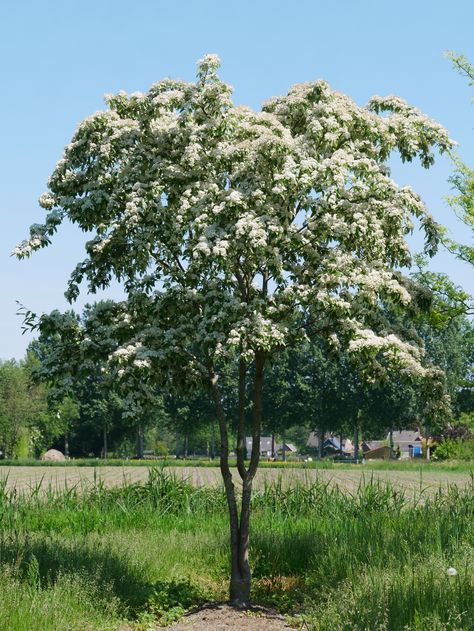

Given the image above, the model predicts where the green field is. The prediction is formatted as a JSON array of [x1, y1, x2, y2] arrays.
[[0, 467, 473, 630]]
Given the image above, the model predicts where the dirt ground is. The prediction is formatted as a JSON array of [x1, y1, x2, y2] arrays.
[[153, 603, 297, 630], [0, 464, 472, 496]]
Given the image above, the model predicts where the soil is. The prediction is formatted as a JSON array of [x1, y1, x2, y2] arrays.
[[154, 603, 298, 630], [3, 465, 472, 498]]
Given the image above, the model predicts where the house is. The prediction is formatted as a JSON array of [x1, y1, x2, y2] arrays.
[[362, 440, 388, 460], [364, 444, 391, 460], [245, 436, 274, 458], [307, 432, 353, 456], [245, 438, 299, 459], [388, 430, 423, 458], [363, 431, 423, 459]]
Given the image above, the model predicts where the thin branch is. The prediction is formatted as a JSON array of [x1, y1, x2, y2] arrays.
[[236, 353, 247, 481], [247, 351, 265, 480]]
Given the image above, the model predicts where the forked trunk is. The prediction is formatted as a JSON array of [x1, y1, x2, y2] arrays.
[[229, 480, 252, 605], [209, 351, 265, 608]]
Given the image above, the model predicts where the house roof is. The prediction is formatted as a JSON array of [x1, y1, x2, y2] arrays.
[[325, 436, 341, 450], [365, 445, 391, 459], [307, 433, 342, 449], [363, 440, 385, 452], [307, 432, 352, 452], [278, 443, 298, 453], [388, 430, 422, 445]]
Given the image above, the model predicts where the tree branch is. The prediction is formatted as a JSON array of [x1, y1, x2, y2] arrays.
[[247, 351, 265, 480], [236, 353, 247, 480]]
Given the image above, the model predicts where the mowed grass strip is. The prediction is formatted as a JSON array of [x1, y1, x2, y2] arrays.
[[1, 464, 473, 496]]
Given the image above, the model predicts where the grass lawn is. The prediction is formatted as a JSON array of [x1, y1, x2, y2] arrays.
[[0, 468, 473, 630]]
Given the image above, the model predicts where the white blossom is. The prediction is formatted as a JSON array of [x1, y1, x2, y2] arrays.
[[17, 55, 452, 390]]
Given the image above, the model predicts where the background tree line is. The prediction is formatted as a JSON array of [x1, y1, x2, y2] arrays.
[[3, 266, 473, 460]]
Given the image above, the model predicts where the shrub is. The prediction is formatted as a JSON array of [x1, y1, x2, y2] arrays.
[[433, 438, 474, 461]]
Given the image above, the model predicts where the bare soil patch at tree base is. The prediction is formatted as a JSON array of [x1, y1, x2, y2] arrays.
[[154, 603, 295, 630]]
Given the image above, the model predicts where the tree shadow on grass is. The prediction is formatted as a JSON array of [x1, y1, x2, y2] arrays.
[[252, 530, 318, 578], [0, 535, 202, 618]]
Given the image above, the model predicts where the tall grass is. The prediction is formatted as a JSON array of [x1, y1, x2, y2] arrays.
[[0, 469, 473, 630]]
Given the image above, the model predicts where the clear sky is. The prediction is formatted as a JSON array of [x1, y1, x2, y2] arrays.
[[1, 0, 473, 360]]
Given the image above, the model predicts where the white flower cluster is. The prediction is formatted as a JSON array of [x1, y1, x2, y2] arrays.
[[16, 55, 453, 387], [348, 329, 427, 377]]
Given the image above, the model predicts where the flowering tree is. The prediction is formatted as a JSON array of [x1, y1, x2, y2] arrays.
[[17, 55, 451, 605]]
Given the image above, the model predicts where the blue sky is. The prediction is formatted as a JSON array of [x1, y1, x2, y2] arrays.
[[1, 0, 473, 359]]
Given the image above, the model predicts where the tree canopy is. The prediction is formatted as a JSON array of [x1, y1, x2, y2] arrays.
[[17, 55, 452, 387]]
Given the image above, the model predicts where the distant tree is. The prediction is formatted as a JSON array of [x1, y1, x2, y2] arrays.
[[298, 339, 430, 459], [0, 361, 30, 457], [28, 303, 130, 456], [410, 262, 474, 422], [261, 346, 308, 457], [364, 379, 424, 446], [28, 301, 174, 458], [446, 52, 474, 266], [294, 340, 356, 456], [164, 389, 215, 457], [0, 358, 59, 458]]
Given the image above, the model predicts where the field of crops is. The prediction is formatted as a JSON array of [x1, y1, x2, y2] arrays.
[[0, 464, 472, 496]]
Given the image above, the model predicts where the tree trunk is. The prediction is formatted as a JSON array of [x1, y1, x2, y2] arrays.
[[136, 424, 144, 459], [271, 433, 276, 459], [231, 479, 252, 604], [236, 355, 247, 479], [209, 364, 243, 604], [389, 428, 394, 459], [318, 428, 325, 459], [208, 351, 265, 608], [184, 432, 189, 459], [353, 423, 359, 461], [103, 425, 108, 459], [211, 419, 216, 460], [64, 432, 70, 458]]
